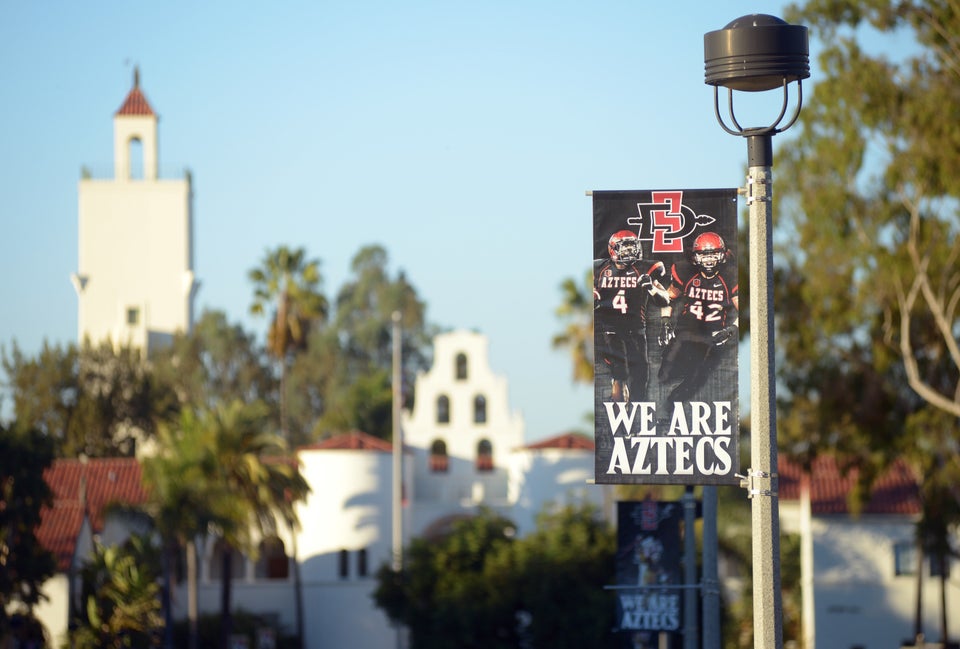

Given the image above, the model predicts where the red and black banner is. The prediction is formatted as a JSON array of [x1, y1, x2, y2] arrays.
[[592, 189, 739, 485], [614, 500, 683, 636]]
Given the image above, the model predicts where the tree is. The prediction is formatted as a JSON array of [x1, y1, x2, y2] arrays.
[[150, 309, 278, 414], [373, 504, 617, 649], [292, 245, 434, 441], [199, 399, 310, 649], [1, 340, 173, 457], [140, 406, 242, 649], [249, 246, 328, 642], [505, 504, 617, 649], [249, 245, 328, 443], [552, 269, 595, 386], [777, 0, 960, 641], [70, 534, 163, 649], [0, 423, 57, 640]]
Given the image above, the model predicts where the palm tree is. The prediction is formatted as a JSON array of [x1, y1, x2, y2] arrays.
[[248, 245, 327, 443], [249, 247, 324, 648], [141, 408, 239, 649], [552, 268, 595, 384], [203, 399, 310, 649]]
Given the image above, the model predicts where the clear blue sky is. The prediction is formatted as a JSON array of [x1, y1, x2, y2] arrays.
[[1, 1, 802, 441]]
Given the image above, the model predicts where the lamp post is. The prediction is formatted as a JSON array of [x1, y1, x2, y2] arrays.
[[703, 14, 809, 649]]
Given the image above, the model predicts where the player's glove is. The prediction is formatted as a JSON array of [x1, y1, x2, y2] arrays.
[[712, 324, 738, 346], [638, 273, 653, 290], [658, 320, 675, 347]]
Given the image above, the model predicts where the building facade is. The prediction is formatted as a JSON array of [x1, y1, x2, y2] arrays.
[[779, 455, 959, 649], [35, 329, 607, 648]]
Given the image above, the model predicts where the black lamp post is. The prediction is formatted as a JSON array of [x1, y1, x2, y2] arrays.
[[704, 14, 809, 649]]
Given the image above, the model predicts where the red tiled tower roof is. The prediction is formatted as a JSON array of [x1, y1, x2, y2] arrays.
[[38, 458, 147, 571], [779, 455, 922, 516], [115, 67, 154, 116]]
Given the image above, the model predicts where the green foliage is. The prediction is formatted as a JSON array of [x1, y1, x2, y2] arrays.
[[249, 245, 328, 444], [286, 244, 436, 442], [1, 340, 171, 457], [551, 269, 595, 385], [0, 423, 57, 638], [249, 245, 327, 361], [776, 0, 960, 636], [70, 534, 163, 649], [150, 309, 278, 416], [142, 400, 310, 647], [776, 0, 960, 521], [373, 504, 617, 649]]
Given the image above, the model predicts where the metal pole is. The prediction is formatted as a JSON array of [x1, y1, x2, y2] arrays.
[[701, 486, 720, 649], [745, 132, 783, 649], [391, 311, 403, 572], [391, 311, 405, 649], [683, 487, 698, 649]]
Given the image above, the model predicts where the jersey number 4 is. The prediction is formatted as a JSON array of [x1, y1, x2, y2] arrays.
[[613, 290, 629, 314]]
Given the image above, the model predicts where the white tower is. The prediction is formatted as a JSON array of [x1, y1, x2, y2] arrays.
[[402, 329, 526, 535], [73, 68, 197, 353]]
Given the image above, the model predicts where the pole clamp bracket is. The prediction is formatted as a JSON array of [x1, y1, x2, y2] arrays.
[[736, 468, 779, 498], [744, 174, 771, 206]]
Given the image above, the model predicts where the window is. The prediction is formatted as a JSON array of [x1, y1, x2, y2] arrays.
[[338, 549, 349, 579], [456, 353, 468, 380], [474, 395, 487, 424], [255, 536, 289, 580], [127, 137, 144, 180], [357, 549, 368, 577], [894, 542, 916, 576], [429, 439, 449, 472], [127, 307, 140, 326], [477, 439, 494, 472], [437, 395, 450, 424]]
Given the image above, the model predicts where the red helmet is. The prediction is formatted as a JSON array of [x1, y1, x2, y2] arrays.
[[608, 230, 641, 264], [692, 232, 726, 275]]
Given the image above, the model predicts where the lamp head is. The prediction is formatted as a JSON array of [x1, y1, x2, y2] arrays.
[[704, 14, 809, 92]]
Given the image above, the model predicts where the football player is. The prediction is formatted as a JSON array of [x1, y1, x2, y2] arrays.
[[594, 230, 670, 404], [657, 231, 739, 404]]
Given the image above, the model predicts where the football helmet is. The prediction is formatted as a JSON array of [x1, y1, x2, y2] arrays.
[[608, 230, 641, 264], [692, 232, 726, 275]]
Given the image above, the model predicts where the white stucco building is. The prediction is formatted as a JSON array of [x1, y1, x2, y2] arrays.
[[284, 328, 610, 649], [73, 69, 197, 353], [35, 329, 607, 649]]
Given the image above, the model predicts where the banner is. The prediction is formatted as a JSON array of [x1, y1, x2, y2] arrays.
[[592, 189, 739, 485], [614, 500, 683, 636]]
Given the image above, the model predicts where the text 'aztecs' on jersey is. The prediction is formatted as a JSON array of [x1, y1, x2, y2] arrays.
[[591, 188, 740, 486]]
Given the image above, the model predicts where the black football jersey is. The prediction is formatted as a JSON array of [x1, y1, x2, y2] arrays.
[[669, 260, 738, 334]]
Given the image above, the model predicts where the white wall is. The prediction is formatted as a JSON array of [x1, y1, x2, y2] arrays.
[[811, 515, 958, 649]]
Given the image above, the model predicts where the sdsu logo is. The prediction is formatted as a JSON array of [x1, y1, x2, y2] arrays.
[[626, 190, 718, 254]]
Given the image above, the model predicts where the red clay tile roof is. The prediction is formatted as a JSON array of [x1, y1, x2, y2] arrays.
[[35, 501, 84, 573], [116, 86, 154, 116], [523, 432, 595, 450], [39, 458, 147, 571], [300, 430, 393, 452], [779, 455, 921, 516], [115, 71, 154, 117]]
